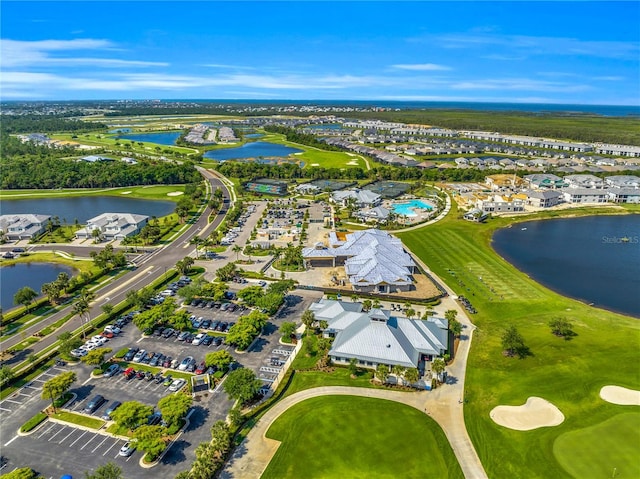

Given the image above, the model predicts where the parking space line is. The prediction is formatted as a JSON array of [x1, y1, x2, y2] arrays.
[[31, 379, 46, 383], [0, 407, 12, 412], [104, 439, 120, 456], [4, 399, 21, 405], [79, 433, 98, 450], [37, 424, 56, 439], [69, 430, 87, 447], [59, 428, 76, 445], [49, 426, 67, 442], [92, 436, 109, 453]]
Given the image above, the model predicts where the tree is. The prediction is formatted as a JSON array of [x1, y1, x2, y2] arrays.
[[168, 309, 192, 331], [375, 363, 389, 383], [101, 304, 114, 316], [444, 309, 458, 322], [14, 286, 38, 312], [301, 310, 315, 330], [223, 368, 261, 405], [82, 347, 111, 366], [190, 236, 204, 259], [205, 350, 234, 370], [266, 279, 295, 296], [449, 318, 463, 338], [549, 317, 575, 339], [0, 365, 14, 386], [405, 308, 416, 320], [432, 358, 446, 383], [391, 365, 406, 385], [58, 332, 83, 359], [362, 299, 372, 311], [72, 290, 94, 339], [1, 467, 39, 479], [41, 281, 62, 305], [279, 321, 296, 340], [84, 462, 123, 479], [210, 420, 232, 452], [501, 325, 528, 358], [111, 401, 154, 431], [232, 244, 242, 261], [348, 357, 358, 377], [176, 256, 195, 276], [403, 368, 420, 385], [41, 371, 76, 409], [237, 286, 264, 306], [134, 424, 166, 458], [158, 394, 192, 428]]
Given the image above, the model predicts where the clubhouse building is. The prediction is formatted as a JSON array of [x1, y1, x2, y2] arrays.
[[309, 299, 449, 371]]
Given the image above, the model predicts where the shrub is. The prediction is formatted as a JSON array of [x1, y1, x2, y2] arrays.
[[114, 347, 129, 359], [20, 412, 47, 432]]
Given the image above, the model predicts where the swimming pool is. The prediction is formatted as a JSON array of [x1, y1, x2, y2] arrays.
[[392, 199, 433, 217]]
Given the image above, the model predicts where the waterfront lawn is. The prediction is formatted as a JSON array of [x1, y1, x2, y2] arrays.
[[262, 395, 463, 479], [398, 204, 640, 479], [0, 184, 187, 201]]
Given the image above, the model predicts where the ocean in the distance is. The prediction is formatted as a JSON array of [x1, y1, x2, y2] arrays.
[[163, 100, 639, 117]]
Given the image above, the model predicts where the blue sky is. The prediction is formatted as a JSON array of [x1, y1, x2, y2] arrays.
[[1, 1, 639, 104]]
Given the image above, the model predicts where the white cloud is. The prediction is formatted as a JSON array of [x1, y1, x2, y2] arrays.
[[0, 38, 166, 69], [390, 63, 451, 71]]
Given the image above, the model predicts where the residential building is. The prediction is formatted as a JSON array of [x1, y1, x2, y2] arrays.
[[76, 213, 149, 240], [605, 175, 640, 189], [524, 190, 564, 208], [607, 189, 640, 204], [79, 155, 114, 162], [595, 144, 640, 157], [476, 194, 525, 214], [485, 174, 524, 191], [0, 214, 51, 240], [308, 299, 448, 370], [563, 174, 604, 189], [302, 229, 416, 293], [523, 173, 566, 189], [561, 189, 609, 204]]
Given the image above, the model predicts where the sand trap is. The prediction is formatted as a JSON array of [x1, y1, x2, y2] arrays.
[[294, 152, 303, 155], [346, 161, 359, 165], [311, 163, 320, 166], [120, 191, 132, 195], [167, 191, 184, 197], [600, 386, 640, 406], [490, 397, 564, 431]]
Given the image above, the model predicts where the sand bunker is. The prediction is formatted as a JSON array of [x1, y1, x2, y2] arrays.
[[346, 161, 359, 165], [311, 163, 320, 166], [490, 397, 564, 431], [120, 191, 132, 195], [167, 191, 184, 196], [600, 386, 640, 406]]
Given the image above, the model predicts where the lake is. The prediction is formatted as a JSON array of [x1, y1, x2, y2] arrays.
[[117, 132, 182, 146], [0, 197, 176, 223], [204, 142, 302, 161], [0, 262, 75, 311], [492, 215, 640, 318]]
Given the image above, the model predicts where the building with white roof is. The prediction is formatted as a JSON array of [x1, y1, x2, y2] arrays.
[[563, 174, 604, 189], [605, 175, 640, 189], [76, 213, 149, 240], [302, 229, 416, 293], [0, 214, 51, 240], [308, 299, 448, 370], [354, 206, 391, 223], [331, 189, 382, 208]]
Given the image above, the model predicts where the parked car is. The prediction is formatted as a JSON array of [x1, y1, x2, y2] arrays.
[[141, 352, 153, 364], [90, 335, 108, 346], [101, 401, 122, 420], [178, 356, 194, 371], [220, 303, 230, 311], [170, 359, 179, 369], [192, 333, 206, 346], [168, 379, 186, 392], [191, 318, 202, 328], [154, 373, 165, 384], [213, 336, 223, 346], [163, 375, 174, 386], [123, 367, 136, 380], [104, 364, 120, 377], [119, 442, 136, 457], [186, 361, 196, 373], [145, 371, 155, 381], [101, 330, 115, 339], [162, 328, 175, 338], [136, 370, 146, 380], [123, 347, 139, 361], [258, 281, 267, 287], [201, 335, 213, 346], [149, 353, 163, 367], [162, 356, 173, 368], [147, 411, 162, 426], [177, 331, 190, 341], [195, 362, 206, 374], [104, 325, 121, 335], [84, 395, 106, 413], [132, 349, 146, 363], [70, 348, 88, 358], [153, 327, 165, 337]]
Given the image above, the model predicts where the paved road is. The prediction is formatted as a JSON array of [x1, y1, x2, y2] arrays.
[[0, 168, 231, 364]]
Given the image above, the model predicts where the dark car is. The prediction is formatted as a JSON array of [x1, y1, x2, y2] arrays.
[[101, 400, 121, 420], [136, 370, 146, 380], [177, 331, 189, 341], [210, 321, 220, 330], [213, 336, 223, 346], [217, 322, 228, 332], [124, 347, 139, 362], [195, 362, 206, 374], [84, 395, 106, 413], [147, 411, 162, 426], [104, 364, 121, 377], [145, 371, 155, 381], [153, 327, 165, 337], [201, 335, 213, 346], [141, 352, 153, 364], [149, 353, 162, 367], [154, 372, 165, 384], [162, 356, 173, 368], [227, 304, 236, 312], [186, 361, 197, 373], [162, 328, 175, 338], [200, 320, 211, 329]]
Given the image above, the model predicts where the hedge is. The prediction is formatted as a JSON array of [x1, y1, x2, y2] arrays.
[[20, 412, 47, 432]]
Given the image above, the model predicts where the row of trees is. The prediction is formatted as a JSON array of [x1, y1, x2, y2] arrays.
[[132, 298, 191, 332], [263, 125, 344, 151], [225, 310, 269, 350], [2, 157, 201, 189]]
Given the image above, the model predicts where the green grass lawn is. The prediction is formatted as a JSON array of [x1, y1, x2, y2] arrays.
[[398, 203, 640, 479], [553, 412, 640, 479], [53, 411, 105, 429], [262, 395, 463, 479], [0, 184, 187, 201]]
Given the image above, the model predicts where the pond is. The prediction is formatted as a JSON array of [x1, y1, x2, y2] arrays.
[[204, 142, 302, 161], [492, 215, 640, 318], [0, 262, 76, 311], [116, 132, 182, 146], [0, 197, 176, 223]]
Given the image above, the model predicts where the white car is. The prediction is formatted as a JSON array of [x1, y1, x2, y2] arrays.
[[119, 441, 136, 457], [90, 335, 108, 345], [82, 342, 98, 351], [104, 325, 121, 334], [70, 348, 88, 358], [168, 379, 186, 392], [192, 333, 205, 346], [132, 349, 147, 363]]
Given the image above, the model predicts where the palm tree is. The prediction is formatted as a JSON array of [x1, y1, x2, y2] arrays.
[[432, 358, 446, 384], [403, 368, 420, 386], [72, 299, 90, 339], [190, 236, 204, 259], [392, 365, 406, 385], [232, 245, 242, 261]]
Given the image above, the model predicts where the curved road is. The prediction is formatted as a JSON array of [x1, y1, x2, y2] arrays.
[[0, 167, 231, 363]]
